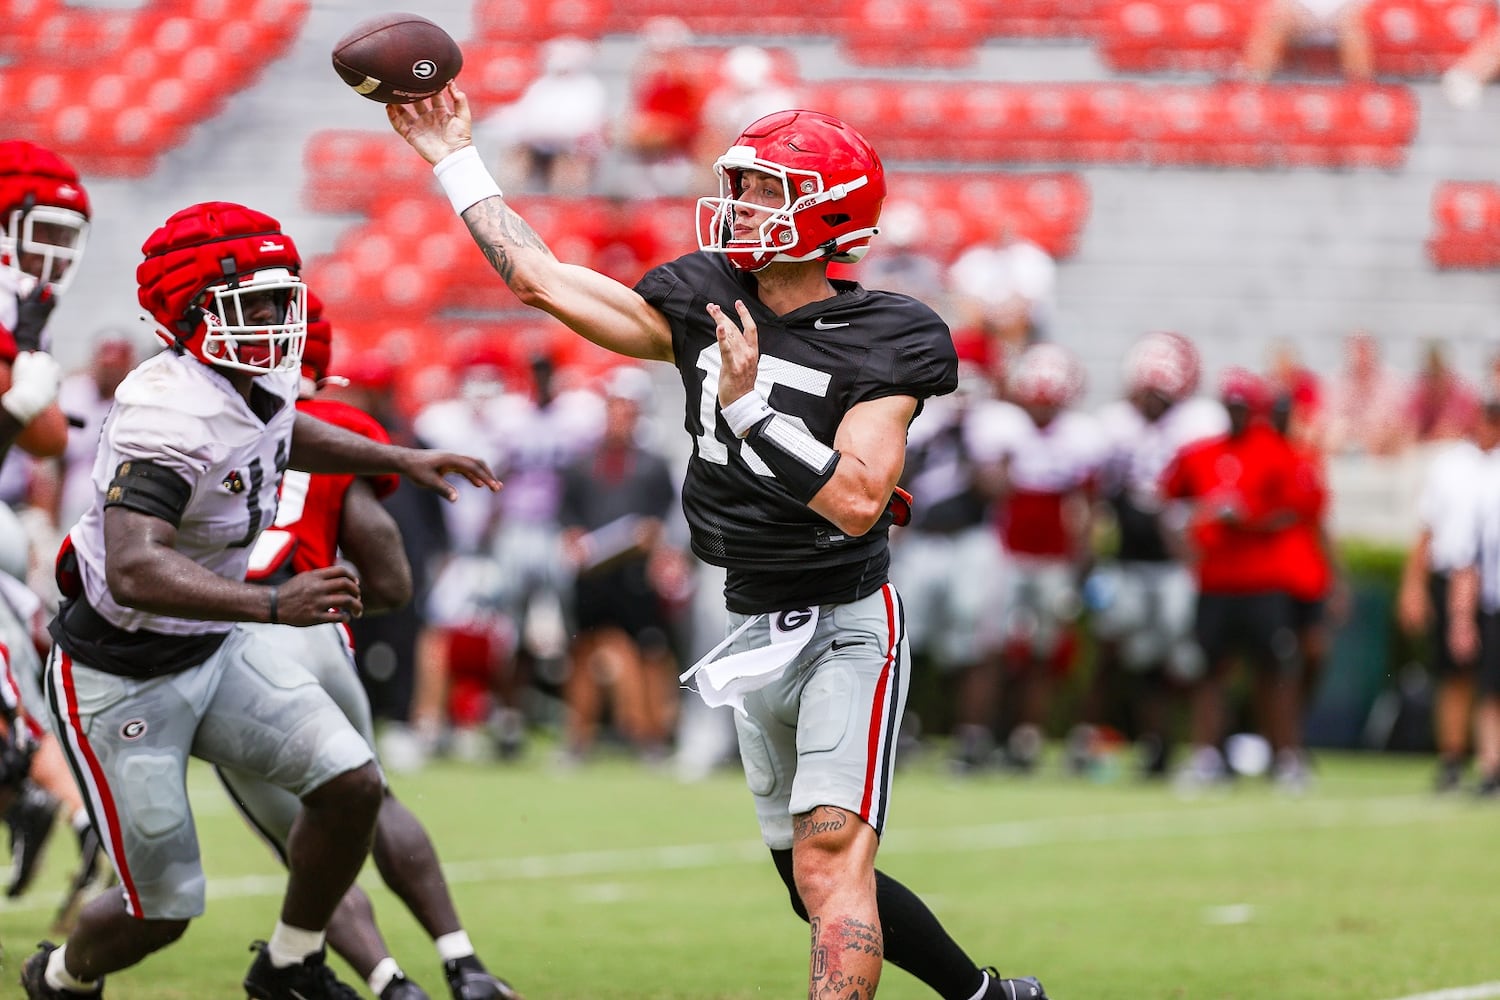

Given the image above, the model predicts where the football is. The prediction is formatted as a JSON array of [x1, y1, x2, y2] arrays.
[[331, 13, 463, 104]]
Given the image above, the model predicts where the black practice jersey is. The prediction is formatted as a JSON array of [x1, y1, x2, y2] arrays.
[[635, 251, 957, 614]]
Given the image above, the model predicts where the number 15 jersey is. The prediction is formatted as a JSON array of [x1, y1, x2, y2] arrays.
[[635, 251, 957, 615]]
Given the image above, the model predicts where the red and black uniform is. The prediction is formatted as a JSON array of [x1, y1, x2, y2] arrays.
[[1161, 421, 1300, 673]]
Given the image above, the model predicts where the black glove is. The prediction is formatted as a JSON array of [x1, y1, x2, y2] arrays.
[[12, 283, 56, 353], [0, 724, 33, 792]]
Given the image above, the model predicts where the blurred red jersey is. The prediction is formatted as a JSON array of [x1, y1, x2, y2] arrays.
[[245, 397, 399, 580], [1160, 421, 1299, 594]]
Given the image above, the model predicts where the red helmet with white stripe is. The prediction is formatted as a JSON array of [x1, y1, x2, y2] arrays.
[[137, 201, 306, 377], [697, 109, 886, 272], [1008, 343, 1084, 408], [0, 140, 91, 296], [1124, 330, 1199, 402]]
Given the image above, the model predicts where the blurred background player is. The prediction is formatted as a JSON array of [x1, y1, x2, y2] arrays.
[[1403, 397, 1500, 792], [557, 365, 684, 764], [234, 292, 521, 1000], [0, 138, 108, 933], [975, 344, 1101, 773], [1162, 367, 1305, 792], [1079, 332, 1225, 778], [0, 139, 83, 469], [890, 361, 1008, 760]]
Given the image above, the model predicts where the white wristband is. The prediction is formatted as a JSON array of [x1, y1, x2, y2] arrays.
[[433, 146, 502, 216], [721, 389, 774, 439]]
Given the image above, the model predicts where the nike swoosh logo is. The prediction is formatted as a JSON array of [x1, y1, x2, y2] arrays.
[[831, 639, 861, 651], [813, 318, 850, 330]]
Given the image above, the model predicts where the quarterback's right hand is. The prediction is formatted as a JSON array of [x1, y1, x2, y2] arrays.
[[274, 565, 363, 626], [1, 350, 61, 425], [387, 82, 474, 166]]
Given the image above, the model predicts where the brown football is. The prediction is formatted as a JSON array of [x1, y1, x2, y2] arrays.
[[332, 12, 463, 104]]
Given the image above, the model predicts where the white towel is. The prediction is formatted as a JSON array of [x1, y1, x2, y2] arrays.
[[679, 607, 819, 714]]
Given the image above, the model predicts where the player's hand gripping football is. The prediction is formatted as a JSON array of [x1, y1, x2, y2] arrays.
[[396, 447, 501, 502], [274, 565, 364, 625], [387, 82, 473, 166], [709, 300, 760, 409]]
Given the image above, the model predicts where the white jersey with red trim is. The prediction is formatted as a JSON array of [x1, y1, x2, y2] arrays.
[[972, 400, 1105, 493], [1096, 396, 1229, 510], [67, 350, 297, 637]]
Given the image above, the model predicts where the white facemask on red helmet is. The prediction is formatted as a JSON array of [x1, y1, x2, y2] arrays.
[[0, 140, 91, 297], [697, 109, 886, 272], [137, 201, 306, 377]]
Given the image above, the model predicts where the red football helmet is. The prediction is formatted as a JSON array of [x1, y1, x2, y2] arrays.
[[1124, 330, 1199, 403], [1008, 343, 1084, 409], [301, 290, 332, 386], [697, 109, 886, 271], [1217, 366, 1272, 413], [137, 201, 306, 377], [0, 140, 91, 296]]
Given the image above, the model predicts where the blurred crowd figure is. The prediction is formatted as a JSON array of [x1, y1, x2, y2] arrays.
[[1240, 0, 1374, 83]]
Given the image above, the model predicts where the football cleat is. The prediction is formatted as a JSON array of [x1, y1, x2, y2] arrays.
[[982, 969, 1048, 999], [19, 941, 103, 998], [380, 973, 432, 999], [243, 941, 361, 1000], [443, 955, 523, 1000], [6, 783, 60, 898]]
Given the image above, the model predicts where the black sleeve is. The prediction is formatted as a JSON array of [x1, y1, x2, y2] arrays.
[[849, 296, 959, 407], [104, 460, 193, 527]]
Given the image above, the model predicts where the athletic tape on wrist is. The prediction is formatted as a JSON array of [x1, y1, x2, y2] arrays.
[[433, 146, 502, 216], [721, 389, 774, 438], [747, 413, 841, 503]]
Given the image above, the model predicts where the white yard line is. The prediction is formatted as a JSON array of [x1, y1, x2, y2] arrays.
[[0, 793, 1443, 916], [1382, 984, 1500, 1000]]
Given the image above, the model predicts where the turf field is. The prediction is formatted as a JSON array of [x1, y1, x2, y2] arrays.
[[0, 743, 1491, 1000]]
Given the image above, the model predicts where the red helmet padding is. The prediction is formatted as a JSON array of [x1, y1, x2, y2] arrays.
[[301, 289, 331, 383], [0, 140, 90, 220], [137, 201, 301, 336]]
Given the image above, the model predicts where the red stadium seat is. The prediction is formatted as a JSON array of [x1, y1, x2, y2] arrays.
[[1427, 181, 1500, 269], [839, 0, 983, 67], [473, 0, 611, 41]]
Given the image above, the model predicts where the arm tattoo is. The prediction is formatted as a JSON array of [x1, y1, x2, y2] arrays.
[[463, 200, 552, 287], [794, 806, 850, 843]]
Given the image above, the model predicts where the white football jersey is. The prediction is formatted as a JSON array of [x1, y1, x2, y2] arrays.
[[68, 351, 298, 637], [1418, 439, 1487, 575], [971, 400, 1105, 493], [1096, 395, 1229, 510]]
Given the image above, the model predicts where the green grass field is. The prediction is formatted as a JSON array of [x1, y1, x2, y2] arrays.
[[0, 743, 1491, 1000]]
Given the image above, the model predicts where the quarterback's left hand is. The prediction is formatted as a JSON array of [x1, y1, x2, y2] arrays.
[[397, 449, 501, 502], [709, 300, 760, 408]]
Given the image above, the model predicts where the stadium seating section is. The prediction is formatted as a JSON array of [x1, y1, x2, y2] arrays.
[[0, 0, 308, 176], [4, 0, 1485, 395], [1098, 0, 1498, 78]]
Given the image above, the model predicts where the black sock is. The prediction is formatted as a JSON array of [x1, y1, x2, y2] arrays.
[[770, 849, 984, 1000]]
